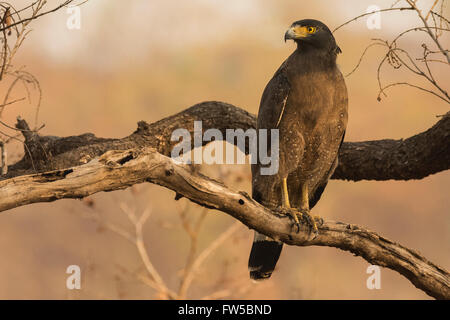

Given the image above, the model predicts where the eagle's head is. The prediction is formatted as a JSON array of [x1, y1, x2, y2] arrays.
[[284, 19, 341, 54]]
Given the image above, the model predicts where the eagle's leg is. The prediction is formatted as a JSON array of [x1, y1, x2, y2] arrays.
[[280, 179, 320, 235], [281, 177, 304, 232], [299, 184, 319, 235], [281, 178, 317, 234]]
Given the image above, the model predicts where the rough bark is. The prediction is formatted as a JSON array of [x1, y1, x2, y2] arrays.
[[4, 101, 449, 181], [1, 101, 449, 299], [0, 147, 448, 299]]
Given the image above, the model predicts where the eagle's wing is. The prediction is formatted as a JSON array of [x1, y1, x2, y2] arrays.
[[249, 61, 292, 281], [309, 130, 345, 209], [256, 61, 291, 131], [252, 58, 294, 207]]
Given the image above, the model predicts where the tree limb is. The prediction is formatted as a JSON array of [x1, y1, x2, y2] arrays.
[[3, 102, 449, 181], [0, 147, 448, 299]]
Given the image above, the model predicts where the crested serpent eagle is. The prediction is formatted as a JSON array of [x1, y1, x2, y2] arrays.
[[248, 19, 348, 280]]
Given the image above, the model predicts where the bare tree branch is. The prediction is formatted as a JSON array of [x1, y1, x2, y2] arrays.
[[0, 146, 447, 299], [333, 7, 414, 32], [3, 102, 449, 182], [406, 0, 450, 64], [0, 139, 6, 174], [337, 1, 450, 103], [0, 1, 76, 33], [333, 109, 450, 181], [178, 221, 241, 299]]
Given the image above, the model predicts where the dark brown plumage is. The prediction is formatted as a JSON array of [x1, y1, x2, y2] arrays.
[[249, 19, 348, 280]]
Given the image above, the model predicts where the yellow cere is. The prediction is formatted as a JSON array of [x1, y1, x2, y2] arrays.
[[292, 25, 317, 37]]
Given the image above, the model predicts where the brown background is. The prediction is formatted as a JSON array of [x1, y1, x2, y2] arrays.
[[0, 0, 448, 299]]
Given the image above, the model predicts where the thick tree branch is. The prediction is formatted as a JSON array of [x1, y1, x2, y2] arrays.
[[0, 147, 448, 299], [333, 112, 450, 181], [3, 102, 449, 181]]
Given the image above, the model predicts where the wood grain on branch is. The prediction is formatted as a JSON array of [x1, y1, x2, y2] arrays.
[[0, 147, 448, 299], [4, 102, 450, 181]]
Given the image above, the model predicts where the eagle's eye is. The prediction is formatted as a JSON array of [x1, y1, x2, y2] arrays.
[[306, 26, 317, 34]]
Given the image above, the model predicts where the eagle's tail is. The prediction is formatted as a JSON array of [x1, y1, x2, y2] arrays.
[[248, 232, 283, 280]]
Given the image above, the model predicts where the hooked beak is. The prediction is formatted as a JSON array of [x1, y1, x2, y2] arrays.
[[284, 26, 308, 42]]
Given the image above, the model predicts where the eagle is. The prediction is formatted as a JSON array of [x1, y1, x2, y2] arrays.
[[248, 19, 348, 280]]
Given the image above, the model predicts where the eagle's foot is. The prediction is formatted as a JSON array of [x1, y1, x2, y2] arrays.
[[276, 207, 319, 236], [298, 208, 319, 237], [275, 207, 300, 232], [289, 208, 302, 233], [313, 215, 324, 227]]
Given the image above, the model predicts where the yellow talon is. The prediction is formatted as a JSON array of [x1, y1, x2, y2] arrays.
[[280, 178, 321, 235]]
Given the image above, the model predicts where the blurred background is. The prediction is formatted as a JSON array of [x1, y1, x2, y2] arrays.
[[0, 0, 448, 299]]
